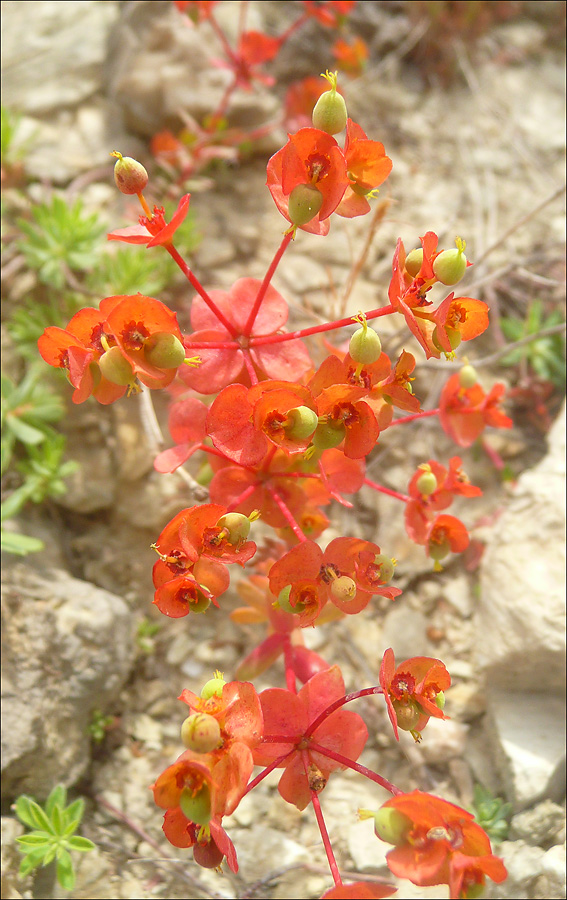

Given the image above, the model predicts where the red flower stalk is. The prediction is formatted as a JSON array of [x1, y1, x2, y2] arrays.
[[267, 128, 349, 234], [375, 790, 507, 898], [379, 649, 451, 742], [335, 119, 393, 219], [253, 665, 368, 810], [181, 277, 312, 393], [440, 373, 513, 447]]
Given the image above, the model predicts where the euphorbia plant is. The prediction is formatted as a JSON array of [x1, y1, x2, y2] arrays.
[[38, 63, 511, 899]]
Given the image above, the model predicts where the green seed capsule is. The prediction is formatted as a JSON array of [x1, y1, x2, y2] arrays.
[[144, 332, 186, 369], [416, 470, 438, 496], [435, 691, 446, 711], [200, 676, 225, 700], [284, 406, 318, 440], [373, 554, 395, 584], [404, 248, 423, 278], [288, 183, 324, 226], [312, 89, 348, 135], [432, 325, 462, 353], [433, 246, 467, 286], [349, 326, 382, 364], [276, 585, 296, 614], [311, 421, 345, 450], [179, 784, 211, 826], [392, 698, 422, 732], [216, 513, 250, 544], [112, 153, 148, 195], [459, 364, 478, 389], [193, 837, 224, 869], [98, 346, 135, 386], [372, 807, 412, 846], [181, 713, 221, 753], [330, 575, 357, 602]]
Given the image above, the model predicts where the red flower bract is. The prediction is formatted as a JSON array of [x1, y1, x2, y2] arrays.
[[379, 648, 451, 741], [253, 665, 368, 810]]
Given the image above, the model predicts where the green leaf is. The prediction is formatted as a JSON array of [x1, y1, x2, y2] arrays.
[[14, 797, 54, 833], [16, 833, 52, 847], [67, 836, 95, 852], [62, 797, 84, 827], [19, 851, 45, 877], [6, 415, 46, 445], [51, 803, 64, 835], [14, 795, 40, 829], [0, 529, 44, 555], [45, 785, 67, 817], [41, 844, 57, 867], [56, 849, 76, 891]]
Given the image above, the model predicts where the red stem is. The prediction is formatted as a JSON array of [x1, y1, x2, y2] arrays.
[[242, 348, 259, 384], [226, 483, 257, 512], [304, 686, 385, 738], [282, 633, 297, 694], [481, 437, 505, 470], [166, 245, 239, 338], [243, 231, 294, 336], [388, 408, 439, 427], [307, 742, 403, 796], [249, 304, 395, 347], [183, 340, 241, 350], [364, 477, 411, 503], [244, 751, 294, 795], [266, 486, 307, 542], [308, 778, 342, 886], [208, 10, 240, 65]]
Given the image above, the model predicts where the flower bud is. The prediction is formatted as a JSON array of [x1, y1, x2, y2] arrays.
[[312, 89, 347, 135], [311, 421, 345, 450], [459, 364, 478, 389], [416, 468, 438, 496], [193, 837, 224, 869], [216, 512, 250, 545], [392, 698, 422, 732], [144, 332, 186, 369], [112, 152, 148, 195], [373, 554, 395, 583], [179, 784, 211, 826], [288, 183, 324, 226], [201, 674, 225, 700], [371, 806, 412, 846], [432, 325, 462, 353], [181, 713, 221, 753], [433, 240, 467, 286], [284, 406, 318, 440], [349, 325, 382, 365], [98, 346, 135, 386], [404, 248, 423, 278], [330, 575, 357, 602]]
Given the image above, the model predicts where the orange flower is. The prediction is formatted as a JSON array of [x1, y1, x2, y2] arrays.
[[336, 119, 392, 218], [379, 649, 450, 742]]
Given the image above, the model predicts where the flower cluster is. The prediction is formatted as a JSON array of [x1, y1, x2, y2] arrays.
[[36, 59, 512, 898]]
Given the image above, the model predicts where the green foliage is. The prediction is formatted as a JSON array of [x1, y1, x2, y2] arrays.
[[14, 785, 95, 891], [471, 784, 512, 843], [500, 301, 566, 388], [88, 245, 174, 298], [1, 367, 77, 555], [136, 616, 162, 654], [7, 292, 85, 361], [88, 709, 116, 743], [17, 195, 105, 289], [1, 106, 35, 167]]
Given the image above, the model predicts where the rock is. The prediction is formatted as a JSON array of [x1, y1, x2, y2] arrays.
[[1, 563, 136, 800], [475, 402, 566, 693], [493, 839, 567, 900], [510, 800, 566, 847], [485, 689, 566, 811], [1, 1, 120, 114], [1, 817, 28, 900], [418, 717, 469, 765], [380, 601, 432, 660]]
